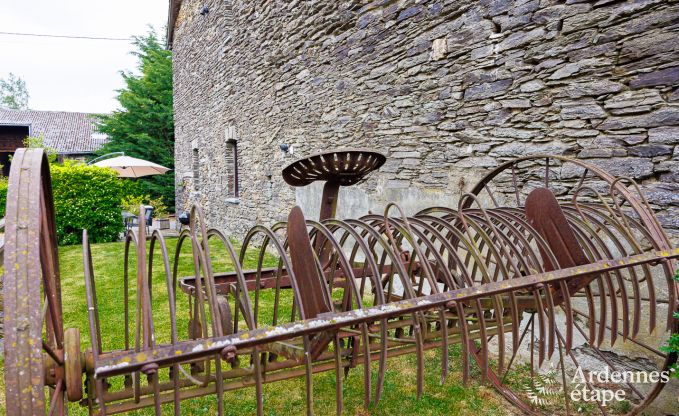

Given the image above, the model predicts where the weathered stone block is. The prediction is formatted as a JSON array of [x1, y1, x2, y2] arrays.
[[456, 156, 496, 168], [497, 28, 545, 52], [628, 144, 673, 157], [563, 80, 623, 98], [603, 89, 663, 111], [430, 38, 447, 60], [640, 183, 679, 207], [519, 79, 545, 92], [560, 101, 606, 120], [578, 148, 626, 158], [598, 107, 679, 130], [588, 158, 654, 179], [630, 66, 679, 89], [463, 79, 513, 100], [648, 126, 679, 145], [438, 120, 466, 131], [501, 99, 531, 108], [549, 63, 580, 80], [489, 140, 571, 157]]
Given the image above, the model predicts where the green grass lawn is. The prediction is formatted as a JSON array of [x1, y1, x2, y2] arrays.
[[1, 238, 514, 416]]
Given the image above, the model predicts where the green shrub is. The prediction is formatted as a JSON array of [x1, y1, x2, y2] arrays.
[[122, 194, 168, 218], [50, 162, 127, 245], [0, 176, 8, 218]]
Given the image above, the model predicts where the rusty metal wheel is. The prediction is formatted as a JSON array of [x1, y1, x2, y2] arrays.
[[64, 327, 83, 402], [2, 148, 71, 415], [457, 156, 679, 415]]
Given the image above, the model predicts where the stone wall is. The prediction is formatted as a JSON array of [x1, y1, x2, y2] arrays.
[[171, 0, 679, 236]]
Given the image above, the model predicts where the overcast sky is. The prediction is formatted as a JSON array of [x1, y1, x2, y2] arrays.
[[0, 0, 168, 114]]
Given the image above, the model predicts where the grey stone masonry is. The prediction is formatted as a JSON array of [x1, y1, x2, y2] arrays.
[[171, 0, 679, 237]]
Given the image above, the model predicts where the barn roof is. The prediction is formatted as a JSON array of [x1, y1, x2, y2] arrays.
[[0, 108, 108, 154]]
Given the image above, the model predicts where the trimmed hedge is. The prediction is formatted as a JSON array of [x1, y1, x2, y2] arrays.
[[50, 163, 129, 245], [0, 176, 7, 218]]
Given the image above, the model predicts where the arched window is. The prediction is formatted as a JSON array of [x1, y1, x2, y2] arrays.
[[226, 139, 239, 198], [192, 147, 200, 191]]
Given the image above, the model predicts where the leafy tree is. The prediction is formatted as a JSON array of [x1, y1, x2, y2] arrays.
[[24, 134, 57, 162], [0, 72, 29, 110], [96, 30, 175, 211]]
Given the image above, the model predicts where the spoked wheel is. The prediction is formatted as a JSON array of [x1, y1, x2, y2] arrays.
[[459, 156, 678, 415], [3, 149, 82, 415]]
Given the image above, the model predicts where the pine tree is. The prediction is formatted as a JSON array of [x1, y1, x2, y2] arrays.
[[96, 31, 175, 210]]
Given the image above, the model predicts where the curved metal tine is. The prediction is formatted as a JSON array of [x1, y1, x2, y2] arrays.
[[383, 202, 433, 399], [500, 313, 535, 385], [303, 337, 314, 416], [542, 280, 557, 360], [243, 225, 304, 416], [343, 218, 404, 404], [46, 379, 64, 416], [242, 226, 278, 329], [570, 309, 667, 357], [132, 219, 160, 407], [614, 213, 666, 333], [136, 206, 155, 350], [414, 224, 451, 384], [457, 212, 508, 375], [559, 280, 573, 353], [182, 217, 211, 384], [414, 213, 491, 380], [608, 176, 656, 241], [127, 229, 144, 401], [192, 206, 224, 336], [573, 186, 644, 343], [554, 211, 598, 345], [563, 207, 633, 341], [400, 217, 464, 384], [567, 219, 611, 347], [554, 329, 610, 416], [564, 209, 633, 344], [308, 220, 372, 407], [149, 230, 182, 415], [326, 220, 388, 402], [82, 230, 108, 415], [570, 318, 647, 402], [482, 182, 500, 208], [333, 333, 344, 416], [610, 178, 677, 311], [510, 162, 521, 206], [554, 328, 571, 416], [458, 194, 522, 375], [383, 203, 424, 399], [484, 210, 544, 352], [455, 302, 471, 386], [533, 285, 546, 367], [206, 230, 257, 415]]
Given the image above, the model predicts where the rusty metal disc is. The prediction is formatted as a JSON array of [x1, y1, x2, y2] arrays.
[[3, 148, 65, 415], [282, 149, 386, 187], [64, 327, 83, 402]]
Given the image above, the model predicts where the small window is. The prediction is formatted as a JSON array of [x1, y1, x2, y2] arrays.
[[226, 140, 239, 197], [192, 148, 200, 190]]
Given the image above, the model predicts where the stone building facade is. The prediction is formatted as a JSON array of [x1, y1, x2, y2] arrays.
[[169, 0, 679, 236]]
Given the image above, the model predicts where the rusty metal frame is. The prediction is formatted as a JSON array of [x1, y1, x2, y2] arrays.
[[2, 149, 678, 416]]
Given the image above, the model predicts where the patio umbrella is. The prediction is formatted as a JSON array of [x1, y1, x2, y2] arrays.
[[92, 155, 170, 178]]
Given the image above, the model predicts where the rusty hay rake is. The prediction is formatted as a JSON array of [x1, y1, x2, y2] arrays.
[[2, 148, 678, 415]]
